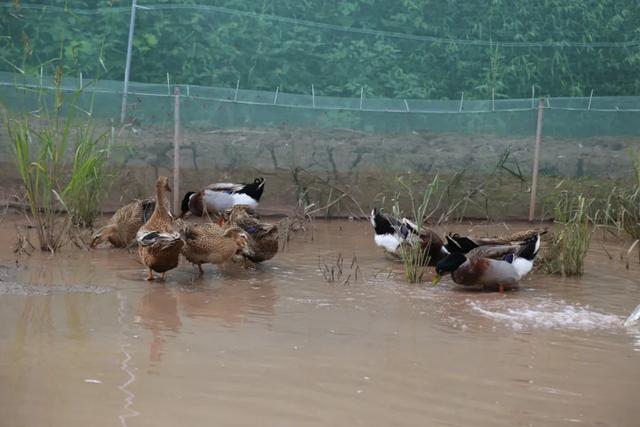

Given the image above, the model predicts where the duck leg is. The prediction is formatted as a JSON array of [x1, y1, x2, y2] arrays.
[[498, 284, 505, 294], [160, 272, 166, 281], [197, 263, 204, 276], [146, 268, 155, 281]]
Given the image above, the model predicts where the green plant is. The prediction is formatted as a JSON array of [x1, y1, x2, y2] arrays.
[[392, 175, 439, 283], [617, 148, 640, 239], [3, 80, 110, 250], [544, 193, 596, 276], [63, 124, 110, 227]]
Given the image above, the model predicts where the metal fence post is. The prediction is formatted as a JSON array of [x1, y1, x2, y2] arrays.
[[120, 0, 137, 123], [528, 98, 545, 221], [173, 86, 181, 212]]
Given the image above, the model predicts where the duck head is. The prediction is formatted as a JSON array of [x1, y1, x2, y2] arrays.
[[179, 191, 196, 218], [223, 227, 254, 257], [433, 253, 468, 284], [156, 176, 172, 192]]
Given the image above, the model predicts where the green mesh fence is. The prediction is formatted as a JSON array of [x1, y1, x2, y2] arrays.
[[1, 2, 639, 218]]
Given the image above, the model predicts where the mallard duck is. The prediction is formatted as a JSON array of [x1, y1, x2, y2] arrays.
[[136, 176, 184, 281], [91, 198, 157, 248], [178, 221, 252, 275], [179, 177, 265, 218], [370, 208, 448, 266], [223, 205, 278, 263], [444, 228, 547, 254], [433, 233, 542, 292]]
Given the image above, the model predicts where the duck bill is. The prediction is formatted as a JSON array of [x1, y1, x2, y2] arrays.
[[431, 273, 441, 286]]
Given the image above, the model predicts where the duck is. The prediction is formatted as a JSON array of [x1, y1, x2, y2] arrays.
[[179, 177, 265, 219], [433, 233, 542, 292], [370, 208, 449, 266], [444, 228, 547, 254], [178, 221, 252, 275], [136, 176, 184, 281], [91, 198, 160, 248], [223, 205, 279, 263]]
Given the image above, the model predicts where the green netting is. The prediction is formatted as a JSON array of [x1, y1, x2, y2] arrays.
[[1, 2, 639, 218]]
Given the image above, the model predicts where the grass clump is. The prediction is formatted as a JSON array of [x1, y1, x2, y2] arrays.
[[544, 193, 596, 276], [392, 175, 439, 283], [617, 148, 640, 239], [3, 75, 110, 251]]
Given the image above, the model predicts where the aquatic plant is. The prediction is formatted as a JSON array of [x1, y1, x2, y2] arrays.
[[616, 148, 640, 239], [3, 71, 110, 250], [544, 193, 596, 276], [392, 175, 439, 283]]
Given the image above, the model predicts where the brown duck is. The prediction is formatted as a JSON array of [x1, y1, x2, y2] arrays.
[[136, 176, 184, 281], [91, 198, 157, 248], [178, 221, 252, 275], [223, 205, 279, 263]]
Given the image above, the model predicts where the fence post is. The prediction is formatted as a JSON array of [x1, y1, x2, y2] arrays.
[[173, 86, 181, 213], [120, 0, 138, 124], [528, 98, 545, 221]]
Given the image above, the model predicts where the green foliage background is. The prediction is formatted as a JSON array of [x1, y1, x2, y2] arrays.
[[1, 0, 639, 99]]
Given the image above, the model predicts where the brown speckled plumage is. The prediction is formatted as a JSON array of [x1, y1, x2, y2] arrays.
[[223, 205, 278, 263], [91, 198, 157, 248], [179, 221, 251, 274], [136, 177, 183, 280]]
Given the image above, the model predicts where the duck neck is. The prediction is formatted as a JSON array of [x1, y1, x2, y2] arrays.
[[153, 181, 171, 220]]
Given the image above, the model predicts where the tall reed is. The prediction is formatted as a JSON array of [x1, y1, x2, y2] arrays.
[[617, 148, 640, 239], [392, 175, 439, 283], [3, 77, 110, 250], [544, 193, 595, 276]]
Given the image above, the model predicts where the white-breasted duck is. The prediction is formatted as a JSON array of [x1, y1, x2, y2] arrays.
[[179, 177, 265, 218], [433, 233, 543, 292], [370, 208, 448, 266]]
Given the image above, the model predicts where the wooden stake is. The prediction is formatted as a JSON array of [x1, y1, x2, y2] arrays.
[[529, 98, 545, 221], [173, 86, 181, 213]]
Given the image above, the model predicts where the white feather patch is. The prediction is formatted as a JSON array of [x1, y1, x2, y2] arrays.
[[512, 258, 534, 279], [374, 233, 401, 253], [203, 190, 258, 211]]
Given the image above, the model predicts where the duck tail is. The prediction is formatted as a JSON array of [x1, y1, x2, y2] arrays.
[[444, 234, 478, 254]]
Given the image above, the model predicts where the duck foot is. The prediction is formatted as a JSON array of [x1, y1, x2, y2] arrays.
[[146, 269, 155, 281]]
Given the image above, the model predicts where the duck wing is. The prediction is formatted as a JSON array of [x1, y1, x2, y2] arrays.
[[207, 182, 245, 193], [467, 243, 522, 260], [136, 230, 182, 247], [501, 228, 547, 242]]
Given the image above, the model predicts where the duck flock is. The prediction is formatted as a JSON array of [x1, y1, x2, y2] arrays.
[[91, 176, 545, 291]]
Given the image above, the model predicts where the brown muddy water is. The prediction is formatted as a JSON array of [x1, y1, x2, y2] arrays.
[[0, 216, 639, 427]]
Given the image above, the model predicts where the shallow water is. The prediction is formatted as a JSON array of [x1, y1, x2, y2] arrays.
[[0, 217, 639, 427]]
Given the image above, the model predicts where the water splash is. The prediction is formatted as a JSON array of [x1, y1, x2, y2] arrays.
[[468, 299, 623, 331], [623, 304, 640, 327], [117, 291, 139, 427]]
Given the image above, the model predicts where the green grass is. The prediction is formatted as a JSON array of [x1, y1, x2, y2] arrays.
[[544, 193, 595, 276], [3, 74, 111, 251], [392, 175, 439, 283]]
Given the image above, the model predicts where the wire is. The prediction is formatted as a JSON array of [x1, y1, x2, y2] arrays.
[[2, 79, 639, 113], [1, 2, 638, 49]]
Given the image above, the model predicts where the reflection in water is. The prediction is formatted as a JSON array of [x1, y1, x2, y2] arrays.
[[135, 281, 277, 367], [178, 281, 277, 326], [135, 285, 181, 368]]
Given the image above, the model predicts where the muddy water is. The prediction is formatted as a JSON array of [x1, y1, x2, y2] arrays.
[[0, 217, 639, 427]]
